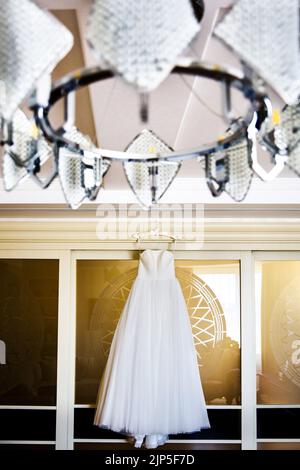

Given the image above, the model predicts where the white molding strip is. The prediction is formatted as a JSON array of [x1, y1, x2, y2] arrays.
[[66, 253, 78, 450], [257, 404, 300, 408], [73, 439, 241, 444], [55, 251, 72, 450], [74, 404, 241, 409], [1, 218, 300, 251], [257, 439, 300, 443], [254, 252, 300, 261], [241, 252, 256, 450], [0, 440, 56, 445], [1, 177, 300, 204], [0, 406, 56, 410]]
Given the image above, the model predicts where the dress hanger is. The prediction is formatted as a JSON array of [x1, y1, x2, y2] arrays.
[[132, 229, 176, 253]]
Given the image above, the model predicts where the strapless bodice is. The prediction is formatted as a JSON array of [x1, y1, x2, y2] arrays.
[[137, 250, 175, 280]]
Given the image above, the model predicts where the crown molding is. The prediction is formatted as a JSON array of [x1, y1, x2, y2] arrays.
[[1, 178, 300, 250], [0, 215, 300, 251]]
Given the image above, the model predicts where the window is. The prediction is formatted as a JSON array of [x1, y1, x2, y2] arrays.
[[256, 260, 300, 405], [75, 256, 241, 444], [0, 258, 59, 443], [0, 259, 59, 406], [255, 259, 300, 443]]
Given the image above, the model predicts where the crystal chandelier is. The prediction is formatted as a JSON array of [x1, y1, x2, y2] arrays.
[[0, 0, 299, 209]]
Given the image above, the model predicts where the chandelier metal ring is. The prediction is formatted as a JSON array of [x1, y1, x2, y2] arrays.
[[31, 59, 271, 164]]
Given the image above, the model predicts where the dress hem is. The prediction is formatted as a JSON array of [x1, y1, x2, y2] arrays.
[[93, 422, 211, 436]]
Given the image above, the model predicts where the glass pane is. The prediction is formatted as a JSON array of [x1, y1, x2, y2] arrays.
[[256, 261, 300, 404], [0, 409, 56, 440], [76, 259, 138, 404], [0, 259, 59, 405], [0, 444, 55, 450], [76, 257, 240, 406], [257, 408, 300, 439]]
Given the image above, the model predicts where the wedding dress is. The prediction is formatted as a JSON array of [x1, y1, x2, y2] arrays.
[[94, 250, 210, 448]]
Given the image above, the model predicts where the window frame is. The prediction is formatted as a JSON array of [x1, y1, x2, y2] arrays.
[[253, 252, 300, 448]]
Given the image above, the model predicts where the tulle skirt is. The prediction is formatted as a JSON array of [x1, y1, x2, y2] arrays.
[[94, 277, 210, 436]]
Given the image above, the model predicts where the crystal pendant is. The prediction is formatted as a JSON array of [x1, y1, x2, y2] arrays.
[[58, 127, 110, 209], [206, 135, 253, 202], [2, 109, 52, 191], [263, 101, 300, 176], [215, 0, 300, 105], [0, 0, 73, 120], [86, 0, 200, 92], [123, 129, 180, 208]]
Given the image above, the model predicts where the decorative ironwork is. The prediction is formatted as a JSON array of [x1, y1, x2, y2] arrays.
[[270, 276, 300, 388]]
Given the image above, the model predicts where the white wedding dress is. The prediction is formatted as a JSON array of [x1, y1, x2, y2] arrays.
[[94, 250, 210, 448]]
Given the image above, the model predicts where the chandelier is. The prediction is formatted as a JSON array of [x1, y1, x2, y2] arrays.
[[0, 0, 299, 209]]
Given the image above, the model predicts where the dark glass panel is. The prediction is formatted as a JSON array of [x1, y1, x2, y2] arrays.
[[257, 408, 300, 438], [0, 259, 59, 406], [0, 409, 56, 440]]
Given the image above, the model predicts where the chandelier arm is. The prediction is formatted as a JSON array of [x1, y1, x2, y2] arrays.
[[33, 123, 247, 163], [221, 79, 234, 124], [34, 106, 83, 154]]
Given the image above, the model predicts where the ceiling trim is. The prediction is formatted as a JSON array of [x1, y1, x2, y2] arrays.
[[1, 177, 300, 205], [0, 217, 300, 251]]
